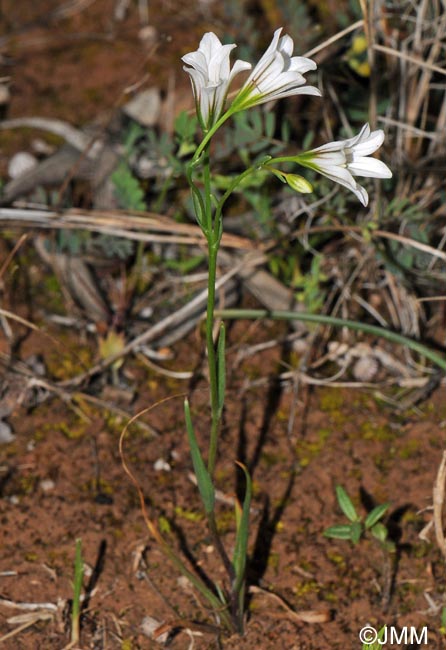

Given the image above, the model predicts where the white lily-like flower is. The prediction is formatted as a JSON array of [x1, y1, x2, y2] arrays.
[[182, 32, 251, 129], [232, 28, 321, 112], [302, 124, 392, 206]]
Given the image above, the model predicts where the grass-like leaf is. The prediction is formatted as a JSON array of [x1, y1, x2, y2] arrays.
[[232, 462, 252, 596], [365, 503, 390, 529], [184, 398, 215, 514], [324, 524, 355, 540], [71, 538, 84, 645], [336, 485, 359, 522]]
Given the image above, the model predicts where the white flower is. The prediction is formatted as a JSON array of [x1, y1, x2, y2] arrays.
[[182, 32, 251, 128], [232, 28, 321, 111], [303, 124, 392, 206]]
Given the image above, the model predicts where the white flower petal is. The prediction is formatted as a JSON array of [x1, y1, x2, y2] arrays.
[[318, 164, 369, 206], [278, 33, 293, 57], [229, 59, 252, 81], [351, 129, 384, 157], [289, 56, 317, 74], [233, 27, 320, 111], [348, 157, 392, 178], [311, 139, 345, 154], [313, 150, 347, 165], [305, 123, 390, 205], [182, 32, 250, 127]]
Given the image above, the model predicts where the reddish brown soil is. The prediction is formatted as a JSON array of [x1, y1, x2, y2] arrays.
[[2, 318, 446, 649], [2, 2, 446, 649]]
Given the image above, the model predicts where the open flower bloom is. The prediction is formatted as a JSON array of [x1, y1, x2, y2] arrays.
[[301, 124, 392, 206], [182, 32, 251, 129], [232, 28, 321, 112]]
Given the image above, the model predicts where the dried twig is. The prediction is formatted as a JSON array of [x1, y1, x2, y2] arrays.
[[0, 207, 254, 250], [248, 586, 330, 624], [433, 451, 446, 560]]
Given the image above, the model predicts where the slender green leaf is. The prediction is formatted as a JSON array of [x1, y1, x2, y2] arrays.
[[214, 309, 446, 372], [184, 399, 215, 514], [365, 503, 390, 529], [71, 538, 83, 644], [232, 463, 252, 595], [324, 524, 355, 540], [336, 485, 359, 522], [217, 323, 226, 418]]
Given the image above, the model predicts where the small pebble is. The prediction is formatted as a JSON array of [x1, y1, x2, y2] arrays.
[[40, 479, 55, 492], [8, 151, 37, 179], [0, 420, 15, 444], [153, 458, 170, 472], [123, 88, 161, 127], [353, 355, 379, 381], [138, 25, 158, 47], [141, 615, 169, 643]]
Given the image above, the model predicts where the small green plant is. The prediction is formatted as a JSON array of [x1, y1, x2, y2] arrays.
[[110, 123, 147, 211], [324, 485, 393, 550], [111, 162, 146, 211]]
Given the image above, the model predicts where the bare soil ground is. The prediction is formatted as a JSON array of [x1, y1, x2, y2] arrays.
[[1, 2, 446, 649]]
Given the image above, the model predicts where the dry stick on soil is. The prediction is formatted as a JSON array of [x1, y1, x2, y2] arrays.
[[433, 451, 446, 561], [0, 329, 156, 434], [0, 612, 56, 645], [358, 0, 377, 129], [248, 586, 330, 625], [0, 232, 29, 282], [58, 253, 264, 388], [373, 44, 446, 79], [0, 208, 254, 249]]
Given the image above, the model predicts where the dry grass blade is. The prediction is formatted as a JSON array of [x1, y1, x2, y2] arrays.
[[303, 19, 364, 60], [433, 451, 446, 561], [286, 224, 446, 263], [0, 233, 28, 281], [373, 44, 446, 77], [0, 613, 54, 645], [0, 118, 91, 151], [0, 208, 255, 250], [249, 586, 330, 624], [59, 254, 263, 387]]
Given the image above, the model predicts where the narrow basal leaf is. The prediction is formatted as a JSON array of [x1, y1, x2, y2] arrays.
[[232, 462, 252, 595], [336, 485, 359, 522], [184, 399, 215, 514], [364, 503, 390, 529], [217, 323, 226, 418]]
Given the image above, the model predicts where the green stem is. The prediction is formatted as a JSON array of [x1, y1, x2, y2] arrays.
[[71, 538, 83, 645], [192, 107, 236, 164], [206, 239, 220, 476], [266, 153, 310, 166], [215, 309, 446, 372], [214, 164, 265, 224]]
